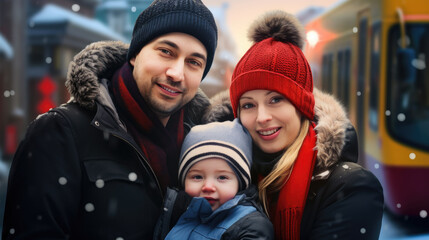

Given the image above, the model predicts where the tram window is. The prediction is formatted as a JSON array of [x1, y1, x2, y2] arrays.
[[322, 53, 333, 93], [328, 54, 333, 93], [337, 52, 344, 101], [322, 55, 327, 91], [337, 49, 351, 111], [369, 23, 381, 131], [417, 31, 429, 110], [386, 24, 429, 151], [357, 18, 368, 98], [356, 18, 368, 150], [343, 50, 351, 108]]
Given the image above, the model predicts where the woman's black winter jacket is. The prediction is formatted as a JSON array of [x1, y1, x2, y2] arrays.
[[203, 89, 384, 240]]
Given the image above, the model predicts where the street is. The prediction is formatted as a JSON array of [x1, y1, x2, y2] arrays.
[[380, 209, 429, 240]]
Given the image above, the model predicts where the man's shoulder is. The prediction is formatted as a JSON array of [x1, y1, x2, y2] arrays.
[[46, 102, 94, 124], [27, 103, 81, 127], [26, 102, 96, 136]]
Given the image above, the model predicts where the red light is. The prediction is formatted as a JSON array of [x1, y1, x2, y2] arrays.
[[37, 75, 57, 114], [37, 98, 56, 114], [38, 75, 56, 95], [5, 124, 17, 155]]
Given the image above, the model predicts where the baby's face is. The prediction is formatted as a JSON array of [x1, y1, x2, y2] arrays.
[[184, 158, 239, 211]]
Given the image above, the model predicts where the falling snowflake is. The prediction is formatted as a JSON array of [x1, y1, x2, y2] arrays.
[[420, 210, 428, 218], [85, 203, 95, 212], [95, 179, 105, 188], [4, 90, 11, 98], [58, 177, 67, 185], [385, 110, 391, 116], [128, 172, 137, 182], [397, 113, 406, 122], [71, 4, 80, 12]]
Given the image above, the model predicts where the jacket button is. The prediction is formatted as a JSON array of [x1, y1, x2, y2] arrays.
[[94, 121, 100, 126]]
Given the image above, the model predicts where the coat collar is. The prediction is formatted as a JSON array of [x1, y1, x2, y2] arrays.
[[186, 194, 247, 223], [312, 88, 351, 170], [66, 41, 129, 109]]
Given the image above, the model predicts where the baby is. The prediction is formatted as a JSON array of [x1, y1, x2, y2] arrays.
[[155, 119, 273, 239]]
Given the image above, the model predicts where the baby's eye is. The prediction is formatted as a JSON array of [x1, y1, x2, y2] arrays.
[[218, 175, 229, 181], [191, 175, 203, 180]]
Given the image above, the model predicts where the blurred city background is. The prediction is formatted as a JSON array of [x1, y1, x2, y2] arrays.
[[0, 0, 428, 239]]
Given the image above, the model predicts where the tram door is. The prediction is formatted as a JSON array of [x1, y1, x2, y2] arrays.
[[356, 9, 371, 166]]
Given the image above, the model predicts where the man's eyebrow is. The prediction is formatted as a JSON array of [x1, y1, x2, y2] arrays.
[[192, 52, 207, 63], [158, 40, 206, 62], [158, 40, 179, 50]]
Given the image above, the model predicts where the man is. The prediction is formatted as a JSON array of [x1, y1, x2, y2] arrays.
[[2, 0, 217, 239]]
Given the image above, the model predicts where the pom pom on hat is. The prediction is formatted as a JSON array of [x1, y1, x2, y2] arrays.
[[178, 119, 252, 191], [248, 10, 305, 49], [230, 10, 315, 120]]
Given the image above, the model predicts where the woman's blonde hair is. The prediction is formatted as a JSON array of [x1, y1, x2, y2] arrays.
[[258, 119, 310, 216]]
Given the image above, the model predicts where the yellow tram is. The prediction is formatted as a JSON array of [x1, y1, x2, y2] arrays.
[[303, 0, 429, 217]]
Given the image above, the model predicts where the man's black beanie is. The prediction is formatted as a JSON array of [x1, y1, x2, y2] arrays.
[[127, 0, 218, 80]]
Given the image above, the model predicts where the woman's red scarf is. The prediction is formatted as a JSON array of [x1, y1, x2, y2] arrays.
[[269, 123, 317, 239], [110, 63, 185, 191]]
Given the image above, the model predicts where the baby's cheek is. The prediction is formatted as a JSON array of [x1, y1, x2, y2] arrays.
[[184, 183, 201, 198]]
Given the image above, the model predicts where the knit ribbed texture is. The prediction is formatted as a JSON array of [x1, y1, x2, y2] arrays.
[[230, 38, 315, 120], [178, 119, 252, 190], [271, 123, 317, 240], [127, 0, 218, 79]]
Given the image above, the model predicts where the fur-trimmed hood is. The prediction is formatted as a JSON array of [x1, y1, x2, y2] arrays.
[[312, 88, 352, 170], [65, 41, 210, 128], [202, 89, 356, 171], [66, 41, 129, 109]]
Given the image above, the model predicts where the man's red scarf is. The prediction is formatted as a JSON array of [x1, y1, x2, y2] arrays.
[[111, 63, 184, 191], [268, 123, 317, 239]]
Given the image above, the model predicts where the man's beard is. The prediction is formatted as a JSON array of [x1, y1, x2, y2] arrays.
[[146, 77, 188, 118]]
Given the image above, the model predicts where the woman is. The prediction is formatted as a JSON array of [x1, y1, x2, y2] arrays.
[[205, 11, 384, 240]]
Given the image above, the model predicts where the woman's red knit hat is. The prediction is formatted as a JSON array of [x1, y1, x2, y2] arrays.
[[229, 11, 315, 120]]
